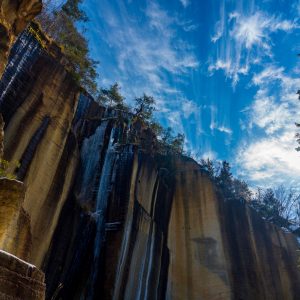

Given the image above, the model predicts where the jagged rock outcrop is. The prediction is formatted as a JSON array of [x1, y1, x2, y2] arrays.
[[0, 24, 300, 300], [0, 250, 45, 299], [0, 0, 42, 75]]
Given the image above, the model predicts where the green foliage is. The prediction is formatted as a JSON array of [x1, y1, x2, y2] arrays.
[[97, 84, 185, 154], [251, 186, 300, 230], [215, 161, 234, 198], [37, 0, 98, 95], [0, 159, 19, 180], [232, 179, 253, 202], [62, 0, 88, 22], [199, 158, 215, 179], [134, 94, 155, 122], [199, 159, 300, 232], [159, 127, 185, 154], [97, 83, 126, 109], [170, 133, 185, 154], [161, 127, 173, 144], [199, 159, 252, 202], [149, 121, 163, 136]]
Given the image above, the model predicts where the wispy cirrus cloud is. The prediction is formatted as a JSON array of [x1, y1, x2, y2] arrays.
[[209, 5, 299, 86], [182, 99, 200, 118], [179, 0, 190, 8], [209, 104, 232, 136], [87, 1, 199, 137], [96, 1, 198, 99]]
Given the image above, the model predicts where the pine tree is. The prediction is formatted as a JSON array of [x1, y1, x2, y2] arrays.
[[134, 94, 155, 122], [97, 83, 125, 109], [215, 161, 234, 199]]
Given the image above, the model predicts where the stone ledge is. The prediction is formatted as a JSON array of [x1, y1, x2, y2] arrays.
[[0, 250, 45, 299]]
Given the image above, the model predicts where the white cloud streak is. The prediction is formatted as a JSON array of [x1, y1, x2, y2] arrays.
[[209, 6, 299, 86], [236, 65, 300, 187], [95, 1, 199, 112], [180, 0, 190, 8]]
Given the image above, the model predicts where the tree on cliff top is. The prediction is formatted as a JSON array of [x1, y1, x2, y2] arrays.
[[61, 0, 88, 22], [215, 161, 234, 199], [134, 94, 155, 122], [37, 0, 98, 95], [97, 83, 127, 110], [251, 187, 300, 229], [200, 159, 252, 202]]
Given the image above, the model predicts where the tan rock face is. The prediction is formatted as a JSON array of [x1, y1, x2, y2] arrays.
[[165, 157, 300, 299], [0, 178, 31, 261], [1, 25, 300, 299], [220, 198, 300, 299], [0, 114, 3, 159], [0, 0, 42, 75], [0, 250, 45, 299], [3, 53, 80, 266], [167, 158, 231, 299]]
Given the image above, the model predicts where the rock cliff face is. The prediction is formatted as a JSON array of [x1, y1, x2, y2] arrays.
[[0, 178, 31, 261], [0, 26, 80, 268], [0, 25, 300, 300], [0, 0, 42, 74], [0, 250, 45, 299], [167, 158, 300, 299]]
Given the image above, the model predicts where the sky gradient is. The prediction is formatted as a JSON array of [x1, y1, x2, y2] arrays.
[[79, 0, 300, 189]]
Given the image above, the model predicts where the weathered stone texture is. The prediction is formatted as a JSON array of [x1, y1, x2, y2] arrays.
[[167, 158, 231, 299], [2, 54, 80, 266], [166, 158, 300, 299], [0, 114, 3, 159], [0, 178, 32, 261], [0, 0, 42, 75], [1, 25, 300, 300], [0, 250, 45, 299]]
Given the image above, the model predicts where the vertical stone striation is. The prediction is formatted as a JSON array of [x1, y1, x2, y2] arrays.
[[1, 26, 300, 300], [166, 158, 300, 299], [166, 158, 232, 299], [0, 114, 3, 159], [0, 28, 81, 267], [0, 178, 31, 260], [220, 199, 300, 299], [0, 0, 42, 75]]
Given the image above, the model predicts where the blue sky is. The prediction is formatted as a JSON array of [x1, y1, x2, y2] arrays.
[[76, 0, 300, 188]]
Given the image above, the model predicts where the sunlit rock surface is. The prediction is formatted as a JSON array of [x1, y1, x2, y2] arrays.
[[0, 0, 42, 74], [0, 250, 45, 299], [167, 158, 231, 299], [0, 26, 300, 300], [0, 178, 31, 261], [0, 114, 3, 158], [0, 26, 80, 267], [167, 158, 300, 299]]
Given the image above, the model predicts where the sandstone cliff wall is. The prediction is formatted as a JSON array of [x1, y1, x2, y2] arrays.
[[167, 158, 231, 299], [1, 26, 300, 300], [0, 0, 42, 75], [0, 178, 31, 261], [0, 250, 45, 299], [221, 198, 300, 299], [0, 27, 81, 267], [166, 158, 300, 300]]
